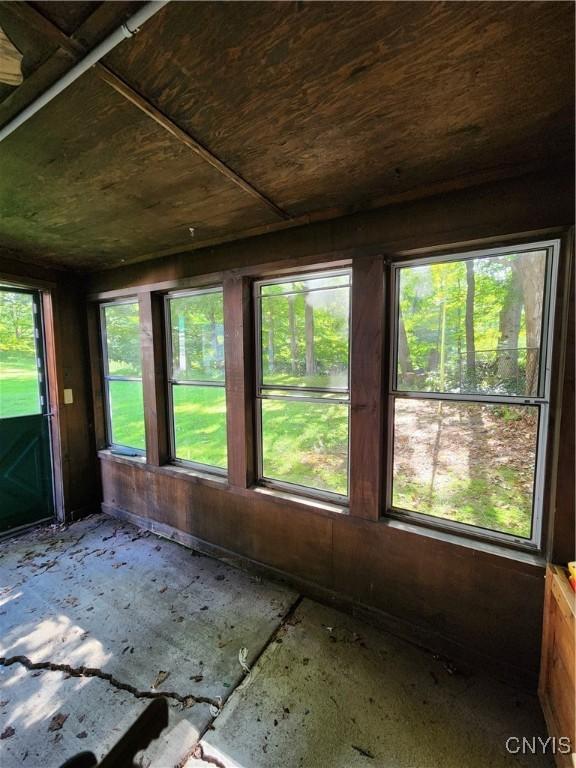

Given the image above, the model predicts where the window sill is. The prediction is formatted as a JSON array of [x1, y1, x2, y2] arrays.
[[380, 515, 546, 571], [99, 449, 146, 466], [98, 450, 228, 490], [253, 484, 349, 518], [98, 450, 349, 519]]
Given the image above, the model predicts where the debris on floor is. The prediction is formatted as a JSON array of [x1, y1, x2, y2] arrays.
[[0, 515, 552, 768]]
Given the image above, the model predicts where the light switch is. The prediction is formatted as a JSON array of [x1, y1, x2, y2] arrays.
[[63, 388, 74, 405]]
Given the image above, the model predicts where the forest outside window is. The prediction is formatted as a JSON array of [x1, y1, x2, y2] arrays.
[[165, 288, 227, 473], [255, 270, 351, 501], [101, 300, 145, 452], [389, 241, 559, 547]]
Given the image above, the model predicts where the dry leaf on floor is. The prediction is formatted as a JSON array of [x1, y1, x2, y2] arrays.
[[238, 647, 250, 673], [151, 670, 170, 689], [48, 713, 69, 732]]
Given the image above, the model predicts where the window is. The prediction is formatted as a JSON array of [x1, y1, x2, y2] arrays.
[[255, 270, 351, 500], [165, 288, 227, 472], [0, 289, 43, 418], [389, 241, 558, 546], [101, 300, 145, 452]]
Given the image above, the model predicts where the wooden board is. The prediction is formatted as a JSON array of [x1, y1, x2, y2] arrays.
[[106, 1, 574, 215], [0, 70, 279, 269], [0, 1, 573, 270], [539, 565, 576, 767]]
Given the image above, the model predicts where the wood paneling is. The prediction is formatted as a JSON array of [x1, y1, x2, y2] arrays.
[[223, 276, 256, 488], [86, 301, 106, 451], [349, 256, 385, 520], [139, 291, 169, 466], [548, 241, 575, 564], [106, 1, 574, 216], [539, 565, 576, 767], [0, 1, 572, 270], [0, 70, 279, 269]]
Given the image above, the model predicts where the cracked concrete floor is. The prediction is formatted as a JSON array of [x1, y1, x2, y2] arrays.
[[0, 514, 297, 767], [1, 515, 550, 768]]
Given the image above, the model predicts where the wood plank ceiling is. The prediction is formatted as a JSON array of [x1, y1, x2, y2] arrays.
[[0, 0, 573, 271]]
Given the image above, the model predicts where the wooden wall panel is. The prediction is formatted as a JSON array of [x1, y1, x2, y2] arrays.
[[139, 292, 169, 466], [349, 256, 385, 520], [223, 276, 255, 488], [331, 516, 545, 677]]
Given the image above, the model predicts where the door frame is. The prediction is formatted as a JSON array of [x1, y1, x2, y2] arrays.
[[0, 273, 65, 524]]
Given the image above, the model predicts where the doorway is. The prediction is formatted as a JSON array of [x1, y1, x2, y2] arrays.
[[0, 286, 54, 533]]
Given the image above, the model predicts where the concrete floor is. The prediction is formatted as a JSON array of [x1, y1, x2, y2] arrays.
[[0, 515, 551, 768]]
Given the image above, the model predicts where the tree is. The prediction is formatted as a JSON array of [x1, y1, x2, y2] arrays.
[[517, 253, 545, 395], [304, 297, 315, 376], [465, 260, 477, 390], [397, 311, 412, 379], [496, 258, 523, 389], [267, 303, 275, 374], [288, 295, 298, 374]]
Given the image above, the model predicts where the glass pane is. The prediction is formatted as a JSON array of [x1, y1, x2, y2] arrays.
[[261, 399, 348, 496], [260, 273, 350, 296], [172, 385, 227, 469], [108, 380, 145, 450], [392, 399, 539, 538], [170, 291, 225, 382], [0, 291, 41, 417], [261, 286, 349, 389], [396, 249, 547, 396], [103, 302, 142, 377]]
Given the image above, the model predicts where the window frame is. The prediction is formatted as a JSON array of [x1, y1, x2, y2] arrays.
[[100, 297, 146, 455], [385, 238, 560, 551], [164, 286, 227, 477], [254, 267, 353, 504]]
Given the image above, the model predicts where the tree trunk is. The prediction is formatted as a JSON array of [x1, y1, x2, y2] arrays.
[[438, 299, 447, 391], [465, 260, 476, 391], [497, 259, 522, 388], [267, 305, 275, 373], [288, 296, 297, 374], [397, 311, 412, 378], [304, 298, 315, 376], [517, 253, 545, 395]]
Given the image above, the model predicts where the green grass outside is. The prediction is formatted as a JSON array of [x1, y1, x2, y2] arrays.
[[393, 465, 532, 538], [0, 351, 41, 418], [1, 352, 533, 536]]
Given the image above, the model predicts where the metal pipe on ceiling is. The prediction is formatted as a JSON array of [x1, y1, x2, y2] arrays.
[[0, 0, 170, 144]]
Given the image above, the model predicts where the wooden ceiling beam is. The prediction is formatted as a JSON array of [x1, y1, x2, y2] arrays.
[[1, 1, 291, 221]]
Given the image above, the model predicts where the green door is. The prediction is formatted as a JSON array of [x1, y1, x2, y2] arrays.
[[0, 288, 54, 533]]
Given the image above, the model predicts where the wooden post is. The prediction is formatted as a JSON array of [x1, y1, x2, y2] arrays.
[[86, 301, 107, 451], [223, 276, 255, 488], [349, 256, 385, 520], [139, 291, 169, 466]]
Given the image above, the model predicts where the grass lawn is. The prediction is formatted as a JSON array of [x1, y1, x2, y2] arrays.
[[0, 351, 41, 418], [1, 353, 535, 536]]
